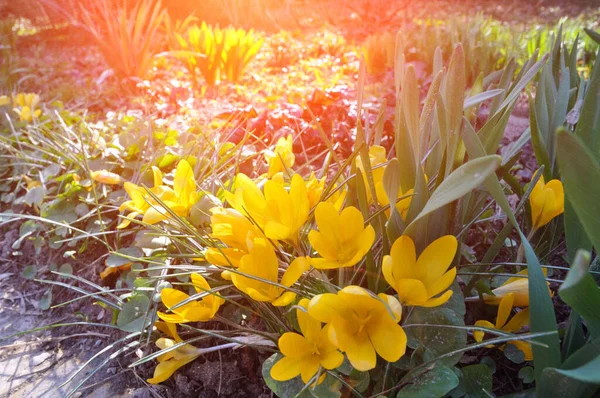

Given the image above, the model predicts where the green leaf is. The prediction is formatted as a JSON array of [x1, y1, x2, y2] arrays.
[[504, 343, 526, 364], [261, 353, 342, 398], [556, 130, 600, 251], [383, 158, 404, 242], [585, 28, 600, 45], [22, 265, 37, 280], [519, 366, 535, 384], [39, 288, 52, 310], [442, 281, 466, 317], [396, 364, 459, 398], [59, 263, 73, 276], [24, 186, 45, 207], [117, 294, 151, 333], [106, 247, 143, 267], [559, 250, 600, 338], [574, 48, 600, 157], [460, 364, 493, 398], [520, 232, 561, 387], [405, 155, 501, 236], [405, 307, 467, 367], [463, 89, 504, 110]]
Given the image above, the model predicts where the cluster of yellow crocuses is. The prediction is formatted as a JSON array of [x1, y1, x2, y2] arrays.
[[118, 141, 563, 386], [0, 93, 42, 122]]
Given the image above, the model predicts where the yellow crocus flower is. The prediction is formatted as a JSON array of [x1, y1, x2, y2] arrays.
[[474, 293, 532, 361], [13, 106, 42, 122], [227, 173, 309, 244], [529, 170, 564, 229], [12, 93, 40, 109], [308, 286, 407, 371], [205, 207, 264, 272], [271, 298, 344, 385], [231, 238, 309, 306], [482, 269, 551, 307], [157, 273, 224, 324], [264, 134, 295, 177], [147, 322, 200, 384], [90, 169, 124, 185], [306, 172, 346, 210], [382, 235, 457, 307], [118, 160, 199, 228], [375, 180, 415, 220], [308, 202, 375, 269]]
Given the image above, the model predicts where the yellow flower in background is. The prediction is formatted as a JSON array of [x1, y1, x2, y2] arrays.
[[265, 134, 295, 177], [157, 273, 224, 324], [12, 93, 40, 109], [355, 145, 387, 203], [482, 268, 551, 307], [227, 173, 309, 244], [375, 180, 414, 220], [308, 286, 407, 371], [118, 160, 199, 228], [474, 293, 532, 361], [306, 172, 346, 210], [271, 298, 344, 385], [231, 238, 309, 306], [11, 93, 42, 122], [382, 235, 457, 307], [13, 106, 42, 122], [91, 169, 124, 185], [147, 322, 200, 384], [308, 202, 375, 269], [0, 95, 10, 106], [529, 170, 564, 229]]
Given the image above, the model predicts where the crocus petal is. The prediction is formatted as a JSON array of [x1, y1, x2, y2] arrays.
[[308, 230, 340, 261], [342, 330, 376, 371], [394, 279, 429, 306], [147, 355, 198, 384], [152, 166, 163, 188], [156, 311, 185, 324], [264, 221, 292, 241], [421, 290, 453, 307], [416, 235, 457, 285], [496, 293, 515, 329], [309, 258, 345, 270], [117, 212, 139, 229], [366, 319, 407, 363], [425, 267, 457, 299], [487, 279, 530, 307], [297, 298, 321, 343], [320, 348, 344, 370], [143, 207, 168, 225], [280, 257, 310, 287], [473, 320, 496, 342], [272, 291, 297, 307], [377, 293, 403, 321], [278, 332, 315, 358], [246, 286, 277, 302], [389, 236, 418, 280], [502, 308, 530, 333], [382, 255, 398, 292], [308, 293, 343, 323], [339, 206, 365, 242], [270, 356, 301, 381], [299, 356, 321, 384], [313, 202, 341, 247]]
